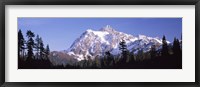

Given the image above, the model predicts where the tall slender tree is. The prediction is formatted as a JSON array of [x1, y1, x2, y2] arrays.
[[18, 29, 25, 59], [35, 35, 40, 59], [173, 37, 182, 68], [161, 35, 169, 57], [45, 44, 50, 59], [26, 30, 35, 61], [119, 39, 128, 63], [172, 38, 181, 55], [39, 37, 45, 59]]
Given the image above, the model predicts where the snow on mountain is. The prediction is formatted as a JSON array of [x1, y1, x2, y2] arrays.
[[65, 25, 167, 61]]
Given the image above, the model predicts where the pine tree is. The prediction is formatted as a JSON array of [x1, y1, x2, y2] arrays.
[[45, 44, 50, 59], [26, 30, 35, 61], [18, 29, 25, 59], [35, 35, 40, 59], [161, 35, 169, 57], [172, 38, 181, 55], [39, 37, 45, 59], [119, 39, 128, 63]]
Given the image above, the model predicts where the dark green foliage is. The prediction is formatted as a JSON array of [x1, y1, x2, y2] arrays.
[[119, 39, 128, 63], [18, 29, 25, 59], [45, 44, 50, 59], [173, 38, 181, 55], [172, 38, 182, 67], [35, 35, 40, 59], [161, 35, 169, 57], [18, 29, 25, 68], [26, 30, 35, 61], [39, 37, 45, 59]]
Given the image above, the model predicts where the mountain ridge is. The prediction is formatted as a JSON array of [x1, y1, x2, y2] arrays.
[[66, 25, 167, 61]]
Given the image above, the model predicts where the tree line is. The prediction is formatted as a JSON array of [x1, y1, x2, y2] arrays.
[[18, 29, 51, 68]]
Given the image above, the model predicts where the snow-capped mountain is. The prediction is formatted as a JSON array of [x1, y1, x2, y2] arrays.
[[65, 25, 167, 61]]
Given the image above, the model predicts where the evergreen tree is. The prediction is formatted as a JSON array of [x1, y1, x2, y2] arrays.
[[18, 29, 25, 59], [172, 38, 181, 55], [35, 35, 40, 59], [26, 30, 35, 61], [39, 37, 45, 59], [45, 44, 50, 59], [161, 35, 169, 57], [119, 39, 128, 63]]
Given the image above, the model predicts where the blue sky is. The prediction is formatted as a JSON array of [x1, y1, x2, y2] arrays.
[[18, 18, 182, 51]]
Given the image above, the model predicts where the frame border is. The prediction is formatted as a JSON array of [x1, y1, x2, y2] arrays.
[[0, 0, 200, 87]]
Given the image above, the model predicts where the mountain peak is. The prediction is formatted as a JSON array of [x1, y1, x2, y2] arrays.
[[100, 25, 116, 32], [138, 34, 147, 39], [86, 29, 93, 33], [105, 25, 112, 29]]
